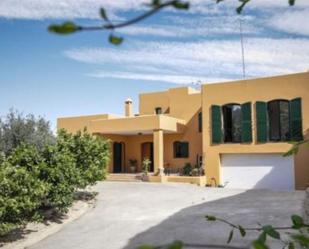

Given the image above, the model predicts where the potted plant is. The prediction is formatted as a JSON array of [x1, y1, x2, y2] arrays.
[[142, 158, 151, 180], [129, 159, 137, 173]]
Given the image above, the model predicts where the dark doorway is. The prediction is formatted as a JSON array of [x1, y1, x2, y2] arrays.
[[141, 142, 154, 172], [113, 142, 123, 173]]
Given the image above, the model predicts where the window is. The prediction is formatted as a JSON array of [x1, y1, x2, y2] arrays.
[[173, 141, 189, 158], [222, 104, 242, 143], [155, 107, 162, 114], [198, 112, 202, 132], [211, 102, 252, 144], [268, 100, 290, 141], [256, 98, 303, 143]]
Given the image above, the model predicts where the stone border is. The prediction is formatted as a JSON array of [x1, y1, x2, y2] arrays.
[[1, 200, 94, 249]]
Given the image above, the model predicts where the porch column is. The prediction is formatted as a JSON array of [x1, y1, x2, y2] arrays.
[[153, 129, 164, 175]]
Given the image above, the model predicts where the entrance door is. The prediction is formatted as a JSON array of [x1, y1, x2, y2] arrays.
[[141, 142, 154, 172], [113, 142, 123, 173]]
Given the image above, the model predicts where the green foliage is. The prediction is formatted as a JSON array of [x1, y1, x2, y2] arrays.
[[261, 225, 280, 240], [100, 8, 109, 22], [48, 22, 80, 34], [205, 214, 309, 249], [142, 158, 151, 175], [137, 241, 183, 249], [109, 34, 124, 45], [48, 0, 296, 45], [283, 139, 309, 157], [0, 159, 48, 236], [172, 1, 190, 10], [182, 162, 192, 176], [0, 128, 110, 236], [236, 0, 250, 14], [291, 214, 304, 229], [40, 144, 78, 212], [0, 109, 55, 155], [57, 129, 110, 189], [205, 215, 216, 221]]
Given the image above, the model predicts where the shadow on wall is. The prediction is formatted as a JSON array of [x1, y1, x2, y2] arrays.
[[123, 189, 304, 249]]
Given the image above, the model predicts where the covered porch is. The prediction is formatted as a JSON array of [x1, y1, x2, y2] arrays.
[[89, 114, 188, 175]]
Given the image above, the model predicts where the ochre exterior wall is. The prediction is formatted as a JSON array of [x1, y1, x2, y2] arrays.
[[57, 72, 308, 190], [57, 114, 117, 134], [202, 72, 309, 190], [101, 110, 202, 173], [140, 87, 201, 122]]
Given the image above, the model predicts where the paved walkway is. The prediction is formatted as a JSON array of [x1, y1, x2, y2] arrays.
[[30, 182, 305, 249]]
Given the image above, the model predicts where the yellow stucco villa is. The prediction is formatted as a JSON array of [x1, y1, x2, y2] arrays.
[[58, 72, 309, 190]]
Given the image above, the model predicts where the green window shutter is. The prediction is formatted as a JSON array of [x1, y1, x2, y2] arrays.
[[256, 101, 268, 143], [290, 98, 303, 141], [241, 102, 252, 143], [211, 105, 222, 144], [182, 142, 189, 157]]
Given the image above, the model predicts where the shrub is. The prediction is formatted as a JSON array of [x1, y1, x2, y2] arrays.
[[39, 144, 78, 213], [57, 129, 110, 189], [0, 128, 110, 236], [0, 159, 48, 236], [182, 162, 192, 176]]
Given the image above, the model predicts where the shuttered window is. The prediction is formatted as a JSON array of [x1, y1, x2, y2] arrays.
[[211, 103, 252, 144], [241, 102, 252, 143], [256, 98, 303, 143], [290, 98, 303, 141], [211, 105, 222, 144], [256, 101, 268, 143]]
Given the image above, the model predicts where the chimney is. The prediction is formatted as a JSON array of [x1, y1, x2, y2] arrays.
[[125, 98, 133, 117]]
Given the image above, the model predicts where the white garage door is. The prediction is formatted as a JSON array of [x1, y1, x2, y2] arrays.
[[221, 154, 295, 191]]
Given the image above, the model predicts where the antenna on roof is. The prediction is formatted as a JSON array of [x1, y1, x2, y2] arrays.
[[239, 17, 246, 79]]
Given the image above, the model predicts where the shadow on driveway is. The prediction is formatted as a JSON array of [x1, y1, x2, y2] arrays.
[[123, 189, 304, 249]]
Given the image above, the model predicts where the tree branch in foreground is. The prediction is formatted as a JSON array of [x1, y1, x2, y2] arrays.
[[48, 0, 296, 45]]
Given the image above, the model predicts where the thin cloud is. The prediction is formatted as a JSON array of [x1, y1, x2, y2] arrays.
[[268, 9, 309, 36], [65, 38, 309, 83], [86, 71, 232, 85], [1, 0, 309, 19]]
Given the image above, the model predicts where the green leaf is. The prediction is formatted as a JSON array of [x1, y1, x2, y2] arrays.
[[137, 246, 155, 249], [291, 215, 304, 229], [262, 225, 280, 240], [227, 229, 234, 244], [172, 1, 190, 10], [167, 240, 183, 249], [258, 232, 267, 244], [151, 0, 161, 7], [288, 242, 295, 249], [291, 234, 309, 247], [48, 22, 80, 35], [236, 0, 250, 14], [289, 0, 295, 6], [205, 215, 216, 221], [238, 225, 246, 237], [100, 8, 109, 21], [252, 240, 269, 249], [108, 34, 123, 45]]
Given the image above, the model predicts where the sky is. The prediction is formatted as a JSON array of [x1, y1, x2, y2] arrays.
[[0, 0, 309, 130]]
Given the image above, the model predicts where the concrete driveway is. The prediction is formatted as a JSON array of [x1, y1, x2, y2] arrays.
[[30, 182, 305, 249]]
